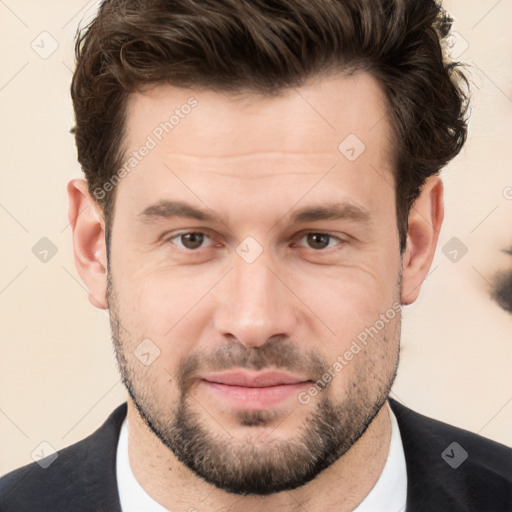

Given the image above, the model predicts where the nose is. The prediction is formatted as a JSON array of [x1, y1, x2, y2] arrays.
[[213, 252, 298, 348]]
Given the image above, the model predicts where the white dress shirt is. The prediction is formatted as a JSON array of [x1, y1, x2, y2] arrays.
[[116, 405, 407, 512]]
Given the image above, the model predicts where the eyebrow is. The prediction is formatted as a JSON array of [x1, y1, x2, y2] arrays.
[[138, 200, 219, 222], [137, 199, 371, 225], [290, 203, 371, 224]]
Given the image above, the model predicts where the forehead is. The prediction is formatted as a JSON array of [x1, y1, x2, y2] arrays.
[[124, 71, 390, 158], [116, 71, 394, 220]]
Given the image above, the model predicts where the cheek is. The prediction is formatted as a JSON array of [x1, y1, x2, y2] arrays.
[[297, 260, 401, 342], [322, 312, 401, 404], [114, 262, 206, 328], [111, 268, 215, 377]]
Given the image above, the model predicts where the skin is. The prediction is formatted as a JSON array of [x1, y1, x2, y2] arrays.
[[67, 71, 443, 511]]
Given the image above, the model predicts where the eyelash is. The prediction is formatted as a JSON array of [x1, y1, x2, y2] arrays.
[[165, 231, 345, 252]]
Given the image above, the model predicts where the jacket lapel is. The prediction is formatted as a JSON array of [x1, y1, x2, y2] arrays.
[[53, 402, 128, 511], [389, 399, 475, 511]]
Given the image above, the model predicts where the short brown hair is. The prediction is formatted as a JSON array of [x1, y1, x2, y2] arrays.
[[71, 0, 469, 254]]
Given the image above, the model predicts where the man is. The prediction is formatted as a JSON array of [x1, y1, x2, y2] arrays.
[[1, 0, 511, 510]]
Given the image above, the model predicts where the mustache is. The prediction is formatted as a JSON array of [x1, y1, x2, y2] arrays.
[[175, 336, 327, 392]]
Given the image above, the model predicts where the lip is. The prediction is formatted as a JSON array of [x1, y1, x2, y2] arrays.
[[199, 371, 312, 410], [200, 370, 311, 387]]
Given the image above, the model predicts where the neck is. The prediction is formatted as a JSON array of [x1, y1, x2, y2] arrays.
[[126, 400, 392, 512]]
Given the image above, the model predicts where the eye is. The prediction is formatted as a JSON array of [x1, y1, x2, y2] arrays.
[[168, 232, 213, 250], [296, 232, 343, 250]]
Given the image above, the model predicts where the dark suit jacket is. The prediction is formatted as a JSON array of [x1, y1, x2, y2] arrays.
[[1, 399, 511, 511]]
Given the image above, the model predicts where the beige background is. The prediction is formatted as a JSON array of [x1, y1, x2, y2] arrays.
[[1, 0, 511, 476]]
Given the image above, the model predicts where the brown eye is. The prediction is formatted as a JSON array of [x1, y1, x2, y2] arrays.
[[303, 233, 337, 250], [172, 232, 208, 250]]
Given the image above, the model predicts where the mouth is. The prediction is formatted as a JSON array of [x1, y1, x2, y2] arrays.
[[199, 370, 313, 410]]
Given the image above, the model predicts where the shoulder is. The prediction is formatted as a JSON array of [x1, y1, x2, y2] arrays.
[[389, 399, 512, 511], [390, 398, 512, 472], [0, 403, 127, 512]]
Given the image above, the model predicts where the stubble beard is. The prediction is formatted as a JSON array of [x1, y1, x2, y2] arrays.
[[107, 271, 401, 495]]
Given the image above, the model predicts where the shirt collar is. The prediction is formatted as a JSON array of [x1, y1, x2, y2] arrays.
[[116, 419, 169, 512], [352, 402, 408, 512]]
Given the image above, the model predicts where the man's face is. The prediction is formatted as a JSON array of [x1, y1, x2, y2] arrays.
[[107, 72, 403, 494]]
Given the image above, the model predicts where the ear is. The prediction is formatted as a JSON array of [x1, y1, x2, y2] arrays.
[[401, 176, 444, 305], [67, 179, 108, 309]]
